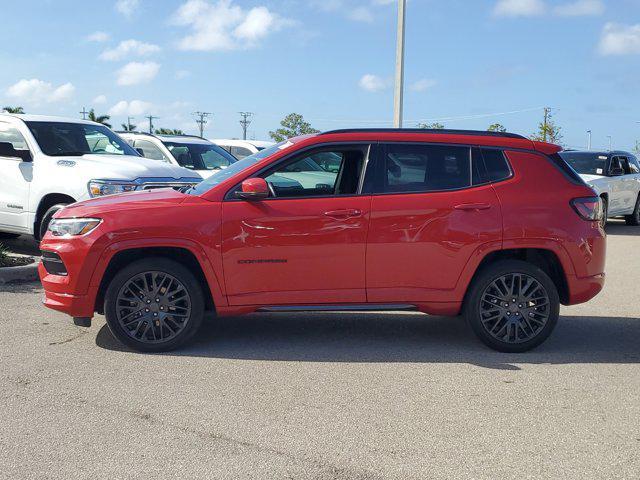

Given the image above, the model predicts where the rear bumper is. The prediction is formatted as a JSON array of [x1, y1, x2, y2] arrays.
[[566, 272, 605, 305]]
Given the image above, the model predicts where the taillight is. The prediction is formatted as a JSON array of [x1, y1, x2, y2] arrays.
[[570, 196, 603, 222]]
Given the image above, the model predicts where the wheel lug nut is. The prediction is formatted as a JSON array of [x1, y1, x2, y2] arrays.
[[153, 313, 158, 317], [147, 300, 151, 304], [155, 298, 160, 302], [145, 308, 149, 312]]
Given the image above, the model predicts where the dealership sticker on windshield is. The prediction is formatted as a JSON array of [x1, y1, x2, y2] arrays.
[[596, 168, 603, 174], [598, 156, 608, 160]]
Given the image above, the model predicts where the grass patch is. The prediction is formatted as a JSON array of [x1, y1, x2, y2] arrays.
[[0, 243, 33, 268]]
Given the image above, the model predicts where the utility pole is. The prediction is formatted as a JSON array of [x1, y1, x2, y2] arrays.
[[79, 107, 88, 120], [543, 107, 551, 142], [127, 117, 135, 131], [145, 115, 158, 134], [193, 111, 212, 137], [587, 130, 592, 150], [239, 112, 253, 140], [393, 0, 406, 128], [607, 135, 612, 151]]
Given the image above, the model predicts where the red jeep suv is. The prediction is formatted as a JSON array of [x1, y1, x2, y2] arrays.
[[39, 129, 606, 353]]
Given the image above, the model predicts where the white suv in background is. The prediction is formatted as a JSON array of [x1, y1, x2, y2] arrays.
[[560, 150, 640, 226], [120, 132, 237, 178], [211, 139, 274, 160], [0, 114, 202, 240]]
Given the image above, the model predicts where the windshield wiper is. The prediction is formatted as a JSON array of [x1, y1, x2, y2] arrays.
[[48, 151, 87, 157]]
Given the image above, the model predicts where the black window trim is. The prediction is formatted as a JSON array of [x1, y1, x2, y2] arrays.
[[369, 141, 515, 196], [223, 141, 374, 202]]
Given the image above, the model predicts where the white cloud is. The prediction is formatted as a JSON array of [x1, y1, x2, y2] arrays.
[[115, 0, 140, 19], [598, 23, 640, 55], [108, 100, 154, 116], [493, 0, 546, 17], [358, 74, 389, 92], [99, 39, 161, 61], [348, 7, 374, 23], [175, 70, 191, 79], [116, 61, 160, 86], [6, 79, 75, 105], [93, 94, 108, 105], [410, 78, 437, 92], [172, 0, 291, 51], [86, 31, 110, 42], [554, 0, 604, 16]]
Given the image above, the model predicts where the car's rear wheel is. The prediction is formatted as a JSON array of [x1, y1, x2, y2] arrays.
[[625, 195, 640, 226], [104, 258, 204, 352], [464, 260, 559, 353]]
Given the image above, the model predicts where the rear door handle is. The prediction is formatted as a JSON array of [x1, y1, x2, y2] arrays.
[[454, 203, 492, 211], [323, 209, 362, 219]]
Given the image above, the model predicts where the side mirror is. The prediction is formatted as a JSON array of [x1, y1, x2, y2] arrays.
[[0, 141, 32, 162], [609, 167, 624, 176], [236, 177, 269, 200]]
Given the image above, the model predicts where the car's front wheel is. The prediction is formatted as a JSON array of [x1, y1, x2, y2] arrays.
[[464, 260, 560, 353], [104, 258, 205, 352], [625, 195, 640, 226]]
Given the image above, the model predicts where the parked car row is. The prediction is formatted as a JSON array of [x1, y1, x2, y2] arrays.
[[0, 113, 274, 239], [35, 127, 607, 354]]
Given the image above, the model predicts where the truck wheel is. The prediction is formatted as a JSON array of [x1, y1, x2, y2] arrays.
[[104, 257, 204, 352], [625, 196, 640, 226], [464, 260, 560, 353], [37, 203, 69, 240], [600, 197, 608, 229]]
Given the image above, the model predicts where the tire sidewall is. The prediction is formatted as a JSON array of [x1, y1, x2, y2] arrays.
[[104, 257, 205, 352], [38, 204, 69, 240], [464, 260, 560, 353]]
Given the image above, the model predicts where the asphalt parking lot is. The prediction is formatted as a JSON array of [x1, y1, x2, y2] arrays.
[[1, 222, 638, 479]]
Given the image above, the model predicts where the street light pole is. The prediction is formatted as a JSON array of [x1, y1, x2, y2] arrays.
[[587, 130, 592, 150], [393, 0, 406, 128]]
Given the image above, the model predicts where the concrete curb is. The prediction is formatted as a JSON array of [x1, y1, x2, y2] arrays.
[[0, 259, 39, 285]]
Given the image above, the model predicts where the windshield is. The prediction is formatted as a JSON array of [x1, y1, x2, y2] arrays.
[[188, 141, 290, 195], [559, 152, 608, 175], [26, 121, 139, 157], [164, 142, 237, 171]]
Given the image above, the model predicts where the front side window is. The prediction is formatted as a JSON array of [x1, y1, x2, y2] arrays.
[[629, 155, 640, 174], [230, 146, 253, 159], [263, 146, 367, 198], [164, 142, 236, 171], [134, 139, 169, 162], [26, 121, 138, 157], [0, 122, 29, 150], [380, 144, 471, 193]]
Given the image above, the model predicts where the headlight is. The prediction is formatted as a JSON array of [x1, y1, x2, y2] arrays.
[[88, 180, 137, 197], [48, 218, 102, 237]]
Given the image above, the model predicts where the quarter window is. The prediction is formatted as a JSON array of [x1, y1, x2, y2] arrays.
[[380, 144, 471, 193], [0, 123, 29, 150], [477, 148, 511, 184]]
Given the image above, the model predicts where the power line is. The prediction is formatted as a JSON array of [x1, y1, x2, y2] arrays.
[[239, 112, 253, 140], [193, 111, 212, 137]]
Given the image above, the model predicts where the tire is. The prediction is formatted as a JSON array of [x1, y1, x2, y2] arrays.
[[463, 260, 560, 353], [600, 197, 608, 229], [37, 203, 69, 240], [104, 257, 205, 352], [0, 232, 20, 239], [625, 195, 640, 226]]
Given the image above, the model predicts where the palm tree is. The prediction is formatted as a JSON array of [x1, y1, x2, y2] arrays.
[[155, 128, 184, 135], [3, 106, 24, 114], [88, 109, 112, 128], [121, 123, 137, 132]]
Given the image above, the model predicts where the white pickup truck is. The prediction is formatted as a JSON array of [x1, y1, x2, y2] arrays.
[[0, 114, 202, 239], [559, 150, 640, 226]]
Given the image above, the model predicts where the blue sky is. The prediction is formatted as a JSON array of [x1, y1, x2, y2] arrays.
[[0, 0, 638, 150]]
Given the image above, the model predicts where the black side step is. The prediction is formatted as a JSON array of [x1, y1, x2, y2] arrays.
[[257, 304, 418, 313]]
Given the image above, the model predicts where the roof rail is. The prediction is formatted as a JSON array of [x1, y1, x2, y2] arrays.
[[114, 131, 208, 141], [319, 128, 527, 140]]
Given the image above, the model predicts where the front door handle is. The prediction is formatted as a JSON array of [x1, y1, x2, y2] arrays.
[[323, 209, 362, 219], [454, 203, 492, 211]]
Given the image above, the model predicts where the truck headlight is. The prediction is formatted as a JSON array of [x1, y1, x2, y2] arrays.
[[88, 180, 137, 197], [48, 218, 102, 237]]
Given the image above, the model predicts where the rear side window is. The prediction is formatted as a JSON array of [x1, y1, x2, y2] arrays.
[[380, 144, 471, 193], [480, 149, 511, 183]]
